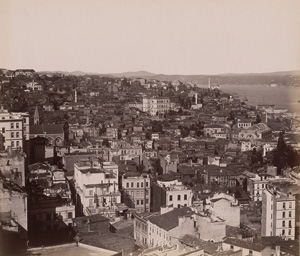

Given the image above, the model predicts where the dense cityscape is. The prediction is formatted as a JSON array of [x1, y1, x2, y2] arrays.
[[0, 68, 300, 255]]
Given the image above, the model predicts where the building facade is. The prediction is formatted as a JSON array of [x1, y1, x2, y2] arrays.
[[74, 160, 121, 217], [121, 173, 151, 213], [142, 96, 172, 116], [261, 189, 296, 240], [0, 108, 30, 150]]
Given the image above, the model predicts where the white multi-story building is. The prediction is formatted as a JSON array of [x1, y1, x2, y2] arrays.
[[134, 207, 196, 248], [109, 141, 143, 162], [248, 174, 271, 201], [142, 96, 173, 116], [74, 160, 121, 217], [262, 188, 296, 240], [121, 173, 151, 213], [248, 175, 295, 202], [152, 178, 193, 211], [0, 107, 30, 150], [205, 193, 240, 227]]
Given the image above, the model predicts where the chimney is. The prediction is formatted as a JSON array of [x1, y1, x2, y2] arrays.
[[275, 245, 280, 256]]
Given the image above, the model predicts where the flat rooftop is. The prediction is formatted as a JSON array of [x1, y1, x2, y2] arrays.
[[27, 243, 117, 256]]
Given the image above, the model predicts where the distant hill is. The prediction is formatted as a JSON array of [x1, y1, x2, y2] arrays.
[[107, 70, 157, 78], [37, 69, 300, 86]]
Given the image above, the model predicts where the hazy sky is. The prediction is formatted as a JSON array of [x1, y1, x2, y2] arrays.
[[1, 0, 300, 75]]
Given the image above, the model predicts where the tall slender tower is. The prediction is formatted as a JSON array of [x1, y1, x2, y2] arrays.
[[74, 89, 78, 103], [34, 105, 39, 125], [208, 77, 211, 90]]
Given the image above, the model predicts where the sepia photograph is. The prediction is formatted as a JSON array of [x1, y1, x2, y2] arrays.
[[0, 0, 300, 255]]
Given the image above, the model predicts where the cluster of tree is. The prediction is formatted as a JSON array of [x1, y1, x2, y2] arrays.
[[272, 132, 300, 174]]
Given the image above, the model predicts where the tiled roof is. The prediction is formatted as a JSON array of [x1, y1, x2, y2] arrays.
[[44, 124, 64, 134], [30, 124, 64, 135], [223, 238, 266, 251], [29, 125, 44, 134], [148, 206, 194, 231]]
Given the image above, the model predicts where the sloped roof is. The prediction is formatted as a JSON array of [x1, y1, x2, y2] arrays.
[[223, 238, 266, 251], [44, 124, 64, 134], [30, 124, 64, 135], [29, 124, 44, 134], [148, 206, 194, 231]]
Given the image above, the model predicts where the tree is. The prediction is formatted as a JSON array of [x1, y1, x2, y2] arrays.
[[255, 114, 262, 124], [272, 132, 287, 174], [63, 121, 70, 143], [102, 138, 110, 147]]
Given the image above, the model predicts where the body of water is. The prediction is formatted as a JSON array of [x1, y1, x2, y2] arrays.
[[221, 85, 300, 113]]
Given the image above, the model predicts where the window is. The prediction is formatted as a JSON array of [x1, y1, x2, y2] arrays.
[[289, 220, 292, 228], [16, 123, 19, 128], [288, 229, 291, 236], [141, 182, 143, 187], [89, 190, 93, 196], [24, 118, 26, 123], [136, 200, 139, 205], [282, 230, 285, 235], [169, 195, 173, 201], [137, 182, 139, 188], [46, 213, 52, 221], [141, 199, 143, 205], [11, 123, 14, 129], [11, 132, 14, 138], [283, 203, 286, 209], [146, 182, 149, 187], [146, 199, 149, 204], [249, 250, 253, 255], [289, 211, 292, 217], [126, 182, 129, 188], [11, 141, 14, 147], [1, 128, 5, 133], [16, 132, 19, 138], [131, 182, 134, 188], [282, 221, 285, 227], [68, 212, 73, 219], [184, 194, 187, 200], [178, 195, 181, 200], [289, 202, 292, 208], [230, 245, 234, 250], [283, 212, 285, 218], [16, 141, 19, 147], [89, 199, 93, 206]]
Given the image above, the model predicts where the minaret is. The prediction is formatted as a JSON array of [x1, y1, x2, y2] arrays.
[[74, 89, 78, 103], [34, 105, 40, 125], [195, 92, 198, 105], [208, 77, 211, 90]]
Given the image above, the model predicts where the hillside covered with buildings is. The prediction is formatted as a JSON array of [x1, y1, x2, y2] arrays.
[[0, 68, 300, 256]]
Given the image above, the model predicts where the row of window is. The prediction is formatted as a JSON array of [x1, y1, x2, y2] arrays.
[[136, 199, 149, 205], [169, 194, 188, 201], [10, 123, 20, 129], [129, 190, 149, 197], [282, 229, 292, 236], [282, 211, 293, 218], [282, 220, 293, 228], [11, 141, 20, 147], [11, 132, 20, 138], [126, 181, 149, 188], [36, 212, 73, 221]]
